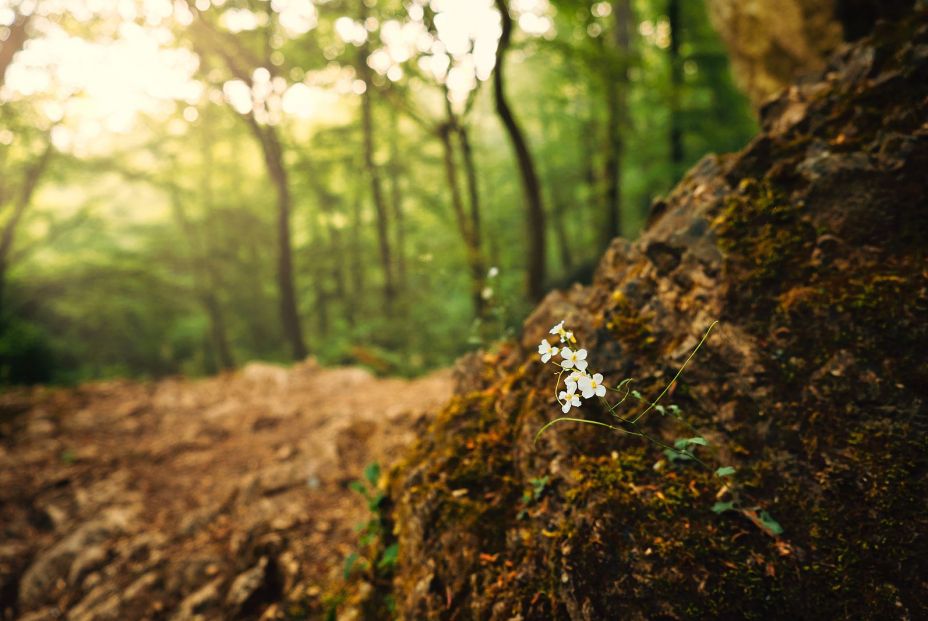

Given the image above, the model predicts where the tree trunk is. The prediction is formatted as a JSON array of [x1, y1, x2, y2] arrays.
[[601, 0, 633, 250], [349, 178, 365, 316], [165, 158, 235, 372], [197, 113, 235, 371], [246, 118, 308, 360], [358, 6, 396, 316], [0, 12, 30, 89], [439, 120, 487, 320], [388, 108, 407, 295], [668, 0, 685, 179], [493, 0, 547, 302], [457, 123, 484, 273]]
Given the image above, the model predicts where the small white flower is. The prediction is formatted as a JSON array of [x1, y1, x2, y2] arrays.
[[487, 266, 499, 278], [549, 321, 565, 336], [538, 339, 559, 363], [559, 347, 588, 372], [558, 389, 582, 413], [563, 330, 574, 343], [481, 286, 494, 300], [578, 373, 607, 399], [565, 369, 588, 394]]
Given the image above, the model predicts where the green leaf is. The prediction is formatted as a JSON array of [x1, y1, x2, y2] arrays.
[[348, 480, 369, 498], [712, 501, 735, 514], [664, 447, 693, 462], [758, 511, 784, 535], [631, 390, 642, 400], [364, 462, 381, 487], [655, 404, 666, 415], [377, 542, 399, 569], [343, 552, 359, 579], [715, 466, 736, 477], [675, 437, 708, 451]]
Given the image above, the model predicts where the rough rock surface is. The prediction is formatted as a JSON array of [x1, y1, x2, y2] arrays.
[[706, 0, 916, 107], [350, 12, 928, 620], [0, 361, 451, 620]]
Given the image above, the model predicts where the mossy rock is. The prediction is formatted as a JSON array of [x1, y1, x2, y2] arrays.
[[337, 12, 928, 621]]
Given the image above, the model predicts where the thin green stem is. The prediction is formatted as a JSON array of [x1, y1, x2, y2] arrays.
[[629, 321, 718, 424]]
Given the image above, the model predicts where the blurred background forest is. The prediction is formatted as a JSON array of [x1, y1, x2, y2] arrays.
[[0, 0, 755, 385]]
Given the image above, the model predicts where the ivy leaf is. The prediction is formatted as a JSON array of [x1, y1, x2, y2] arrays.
[[348, 480, 369, 498], [377, 543, 399, 569], [343, 552, 359, 579], [715, 466, 736, 477], [364, 462, 381, 487], [758, 511, 784, 535], [712, 501, 735, 514]]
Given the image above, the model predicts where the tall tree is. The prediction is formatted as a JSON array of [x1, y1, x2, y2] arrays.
[[493, 0, 547, 301], [188, 12, 308, 360], [0, 10, 30, 89], [668, 0, 685, 178], [601, 0, 633, 250], [357, 2, 396, 315]]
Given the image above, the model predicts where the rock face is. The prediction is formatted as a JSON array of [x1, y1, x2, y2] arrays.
[[706, 0, 916, 107], [0, 363, 451, 620], [368, 12, 928, 620]]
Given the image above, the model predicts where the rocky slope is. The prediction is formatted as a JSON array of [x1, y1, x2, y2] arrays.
[[0, 362, 452, 620], [348, 11, 928, 620]]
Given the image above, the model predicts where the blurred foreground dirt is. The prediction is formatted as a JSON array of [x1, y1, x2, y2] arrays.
[[0, 361, 452, 620]]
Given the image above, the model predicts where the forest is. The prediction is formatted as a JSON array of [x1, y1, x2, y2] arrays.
[[0, 0, 755, 384], [2, 1, 926, 620]]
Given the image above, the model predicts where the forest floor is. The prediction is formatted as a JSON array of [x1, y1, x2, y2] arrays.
[[0, 361, 452, 620]]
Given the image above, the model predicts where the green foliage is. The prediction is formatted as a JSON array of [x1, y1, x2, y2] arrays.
[[0, 0, 755, 386], [344, 462, 397, 576]]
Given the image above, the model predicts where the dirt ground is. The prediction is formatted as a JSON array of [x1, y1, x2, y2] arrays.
[[0, 360, 452, 620]]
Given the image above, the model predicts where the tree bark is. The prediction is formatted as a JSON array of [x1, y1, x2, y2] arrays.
[[167, 165, 235, 372], [358, 4, 396, 315], [493, 0, 547, 302], [388, 108, 407, 295], [0, 12, 30, 89], [668, 0, 685, 179], [245, 117, 308, 360], [601, 0, 632, 250], [439, 114, 487, 320]]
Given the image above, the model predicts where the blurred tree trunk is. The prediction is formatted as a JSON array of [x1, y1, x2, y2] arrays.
[[493, 0, 547, 302], [247, 119, 308, 360], [166, 180, 234, 372], [196, 114, 236, 371], [0, 11, 30, 89], [358, 4, 396, 316], [388, 108, 407, 295], [601, 0, 632, 249], [458, 123, 484, 275], [668, 0, 685, 179], [350, 176, 365, 316], [187, 16, 308, 361], [0, 141, 52, 316], [438, 104, 487, 320]]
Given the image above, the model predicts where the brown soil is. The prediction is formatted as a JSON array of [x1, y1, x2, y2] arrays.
[[0, 360, 452, 620]]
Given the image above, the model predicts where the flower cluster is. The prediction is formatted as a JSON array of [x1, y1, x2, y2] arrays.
[[537, 321, 608, 413]]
